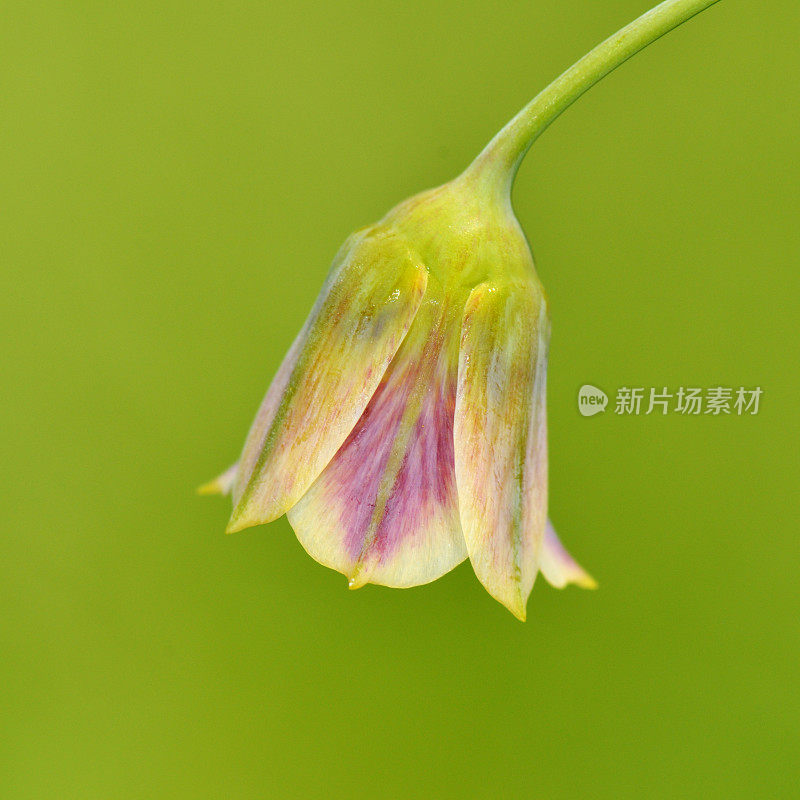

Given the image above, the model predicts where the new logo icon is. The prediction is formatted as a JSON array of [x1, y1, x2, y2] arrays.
[[578, 385, 608, 416]]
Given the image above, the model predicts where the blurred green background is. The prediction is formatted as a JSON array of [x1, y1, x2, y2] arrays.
[[2, 1, 798, 797]]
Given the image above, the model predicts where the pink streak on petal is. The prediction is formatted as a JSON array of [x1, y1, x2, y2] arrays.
[[369, 371, 457, 565], [287, 300, 466, 588]]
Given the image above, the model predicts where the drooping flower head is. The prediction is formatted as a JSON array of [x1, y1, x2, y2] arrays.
[[200, 0, 721, 618]]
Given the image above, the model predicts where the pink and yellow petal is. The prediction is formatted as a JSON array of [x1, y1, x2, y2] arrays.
[[227, 227, 428, 532], [540, 519, 597, 590], [287, 289, 467, 588], [454, 281, 549, 620]]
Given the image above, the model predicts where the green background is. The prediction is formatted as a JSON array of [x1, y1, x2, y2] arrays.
[[2, 1, 798, 797]]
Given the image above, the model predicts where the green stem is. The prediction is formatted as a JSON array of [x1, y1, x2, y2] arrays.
[[464, 0, 722, 199]]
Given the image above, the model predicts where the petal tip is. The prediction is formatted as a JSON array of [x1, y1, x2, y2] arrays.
[[227, 490, 285, 534], [347, 566, 369, 590], [541, 520, 597, 591], [225, 509, 258, 534], [480, 580, 529, 621], [196, 479, 222, 496], [197, 463, 238, 497], [576, 573, 598, 590]]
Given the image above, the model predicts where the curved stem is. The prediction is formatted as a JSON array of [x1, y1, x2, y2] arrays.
[[463, 0, 722, 199]]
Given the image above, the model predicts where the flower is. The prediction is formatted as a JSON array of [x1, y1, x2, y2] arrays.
[[201, 0, 722, 618], [201, 174, 594, 619]]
